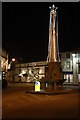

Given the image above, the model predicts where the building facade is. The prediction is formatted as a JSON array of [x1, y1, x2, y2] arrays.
[[7, 61, 47, 82], [60, 51, 80, 85], [6, 50, 80, 85], [0, 48, 8, 80]]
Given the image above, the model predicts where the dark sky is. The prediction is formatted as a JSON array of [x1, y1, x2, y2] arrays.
[[2, 2, 79, 63]]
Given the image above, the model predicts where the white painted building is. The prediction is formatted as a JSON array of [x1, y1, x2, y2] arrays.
[[60, 50, 80, 85]]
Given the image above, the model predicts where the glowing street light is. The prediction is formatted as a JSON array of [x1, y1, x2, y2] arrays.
[[72, 53, 76, 58], [12, 58, 15, 62], [8, 58, 16, 70]]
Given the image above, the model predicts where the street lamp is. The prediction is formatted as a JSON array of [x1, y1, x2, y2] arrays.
[[72, 53, 76, 58], [12, 58, 15, 62], [11, 58, 16, 82], [8, 58, 16, 70], [8, 58, 16, 82]]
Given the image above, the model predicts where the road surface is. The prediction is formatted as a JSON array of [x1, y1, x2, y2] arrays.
[[2, 84, 80, 119]]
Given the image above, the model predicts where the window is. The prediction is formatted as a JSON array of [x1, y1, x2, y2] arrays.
[[66, 53, 70, 58], [64, 74, 73, 83], [66, 61, 71, 69]]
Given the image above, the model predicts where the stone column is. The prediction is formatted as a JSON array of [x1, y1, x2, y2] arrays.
[[72, 55, 78, 85]]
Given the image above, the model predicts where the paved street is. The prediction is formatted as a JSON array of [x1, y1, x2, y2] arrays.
[[2, 84, 80, 119]]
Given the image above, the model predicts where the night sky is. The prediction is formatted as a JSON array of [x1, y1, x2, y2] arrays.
[[2, 2, 79, 63]]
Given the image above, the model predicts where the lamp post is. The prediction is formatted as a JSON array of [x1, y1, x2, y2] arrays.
[[11, 58, 15, 82], [8, 58, 16, 82], [8, 58, 15, 69]]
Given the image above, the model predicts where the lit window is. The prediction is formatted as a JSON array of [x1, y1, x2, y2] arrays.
[[39, 69, 42, 74], [22, 70, 26, 74], [66, 61, 70, 69], [29, 69, 31, 74]]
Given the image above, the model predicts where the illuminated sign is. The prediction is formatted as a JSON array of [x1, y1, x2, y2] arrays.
[[35, 81, 40, 92]]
